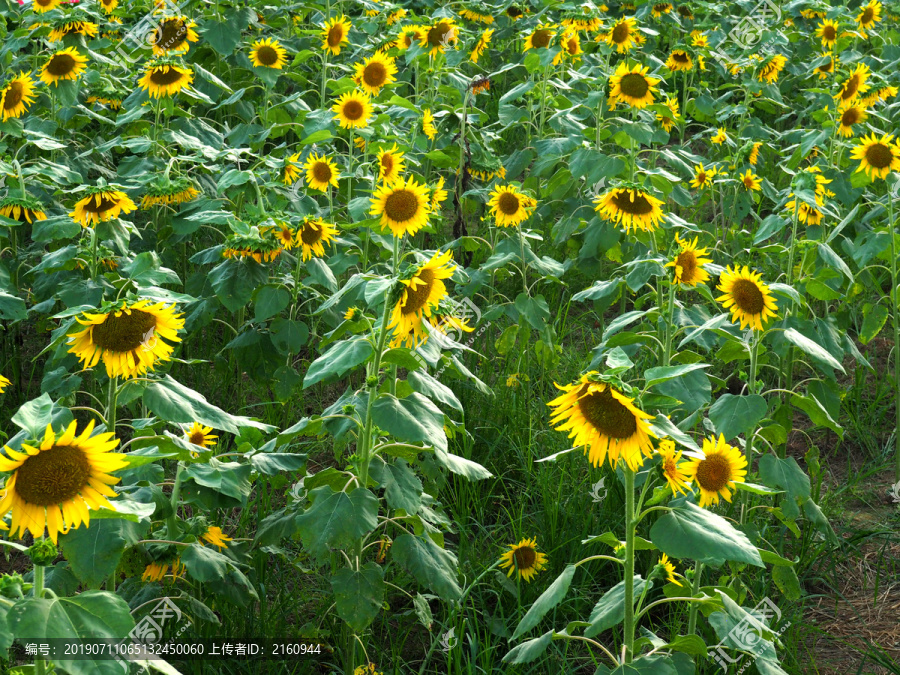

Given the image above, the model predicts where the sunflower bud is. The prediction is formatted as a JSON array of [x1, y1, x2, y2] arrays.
[[366, 375, 379, 388], [26, 539, 58, 567], [0, 573, 25, 599]]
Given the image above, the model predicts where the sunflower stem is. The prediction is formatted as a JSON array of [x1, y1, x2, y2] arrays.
[[347, 129, 354, 208], [888, 190, 900, 481], [106, 376, 118, 435], [166, 463, 184, 539], [663, 278, 676, 367], [517, 226, 528, 294], [686, 561, 704, 635], [623, 466, 636, 664], [33, 564, 46, 675]]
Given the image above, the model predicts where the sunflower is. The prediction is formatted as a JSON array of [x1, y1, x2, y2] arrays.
[[816, 19, 839, 49], [0, 195, 47, 224], [344, 307, 362, 321], [658, 553, 682, 586], [69, 188, 137, 228], [656, 95, 681, 132], [67, 300, 184, 379], [814, 54, 836, 80], [749, 143, 762, 165], [739, 169, 762, 191], [353, 53, 397, 96], [856, 0, 882, 32], [505, 5, 526, 20], [557, 30, 583, 63], [666, 49, 693, 71], [321, 15, 351, 55], [283, 152, 302, 185], [657, 440, 691, 495], [691, 30, 709, 47], [422, 19, 458, 56], [680, 435, 748, 508], [608, 62, 659, 109], [201, 526, 232, 550], [850, 132, 900, 180], [39, 47, 88, 87], [677, 4, 693, 19], [1, 72, 37, 122], [0, 375, 10, 393], [222, 232, 283, 263], [98, 0, 118, 13], [431, 176, 448, 211], [371, 176, 431, 237], [387, 249, 456, 347], [835, 63, 870, 105], [386, 9, 406, 26], [666, 236, 711, 286], [711, 127, 728, 144], [758, 54, 787, 83], [594, 187, 665, 234], [422, 109, 437, 140], [31, 0, 61, 13], [295, 217, 338, 261], [861, 85, 898, 107], [376, 144, 405, 183], [470, 28, 494, 63], [250, 37, 288, 69], [142, 558, 185, 582], [139, 61, 194, 98], [185, 422, 217, 449], [272, 222, 296, 250], [460, 7, 494, 24], [716, 266, 778, 331], [397, 25, 426, 51], [304, 153, 340, 191], [785, 198, 823, 226], [838, 105, 867, 137], [48, 21, 99, 42], [471, 76, 491, 94], [524, 23, 556, 51], [140, 178, 199, 208], [548, 374, 656, 470], [487, 184, 536, 227], [651, 2, 673, 18], [604, 17, 641, 53], [332, 90, 372, 129], [150, 16, 199, 56], [690, 163, 718, 189], [0, 420, 127, 544], [498, 538, 548, 582]]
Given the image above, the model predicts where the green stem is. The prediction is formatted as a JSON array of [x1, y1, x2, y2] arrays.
[[34, 565, 46, 675], [889, 192, 900, 481], [517, 226, 528, 294], [106, 376, 118, 434], [166, 463, 184, 538], [623, 467, 636, 663], [663, 281, 676, 367], [686, 562, 704, 635]]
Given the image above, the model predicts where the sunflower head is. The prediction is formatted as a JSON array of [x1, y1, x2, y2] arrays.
[[185, 422, 217, 449], [0, 194, 47, 224], [422, 19, 458, 55], [657, 553, 682, 586], [370, 176, 431, 237], [605, 17, 640, 53], [139, 59, 194, 98], [376, 144, 405, 183], [665, 236, 711, 287], [850, 132, 900, 180], [140, 177, 200, 209], [251, 37, 289, 69], [716, 266, 778, 331], [39, 47, 89, 87], [150, 15, 199, 56], [332, 90, 372, 129], [387, 249, 456, 348], [524, 23, 556, 51], [487, 184, 536, 227], [296, 217, 338, 261], [656, 440, 691, 496], [321, 15, 352, 55], [594, 186, 665, 234], [1, 72, 37, 122], [608, 62, 660, 109], [498, 537, 548, 582], [680, 435, 748, 508], [304, 153, 340, 191], [69, 186, 137, 228], [354, 53, 398, 95]]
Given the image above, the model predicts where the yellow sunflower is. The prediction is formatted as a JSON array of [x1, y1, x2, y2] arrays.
[[548, 374, 656, 470], [139, 62, 194, 98], [0, 196, 46, 224], [524, 23, 556, 51], [739, 169, 762, 191], [657, 440, 691, 495], [608, 62, 660, 109], [856, 0, 882, 32], [555, 30, 583, 64], [656, 95, 680, 131], [251, 37, 288, 68], [387, 249, 456, 347], [816, 19, 839, 49], [142, 558, 185, 582], [850, 132, 900, 180], [332, 90, 372, 129], [838, 105, 867, 137], [758, 54, 787, 83], [716, 266, 778, 331], [321, 15, 351, 55], [98, 0, 118, 13], [376, 144, 405, 183], [711, 127, 728, 144], [666, 236, 711, 286], [283, 152, 302, 185], [835, 63, 870, 105], [471, 28, 494, 63], [594, 187, 665, 234], [1, 72, 37, 122], [0, 374, 10, 393], [67, 300, 185, 379], [690, 163, 718, 189], [749, 143, 762, 165], [39, 47, 88, 87], [460, 8, 494, 24], [431, 176, 448, 211], [680, 435, 748, 508], [423, 109, 437, 140], [370, 175, 431, 237], [48, 21, 99, 42], [397, 25, 426, 51], [658, 553, 682, 586], [651, 2, 673, 17], [354, 53, 397, 96], [498, 538, 548, 582], [31, 0, 61, 13], [665, 49, 693, 71], [201, 526, 232, 550], [304, 153, 340, 191], [150, 17, 199, 56], [487, 184, 536, 227], [295, 217, 338, 261], [0, 420, 126, 544], [69, 189, 137, 227], [604, 17, 641, 53], [421, 19, 458, 56], [185, 422, 217, 449]]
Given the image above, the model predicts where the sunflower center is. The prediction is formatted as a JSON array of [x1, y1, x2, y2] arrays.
[[257, 45, 279, 65], [841, 74, 860, 100], [611, 190, 653, 215], [619, 73, 650, 98], [678, 6, 692, 16], [697, 171, 707, 183], [312, 161, 333, 183], [841, 107, 860, 125], [189, 431, 207, 446], [672, 51, 690, 63], [300, 223, 324, 245], [428, 22, 453, 47], [342, 100, 364, 121], [156, 20, 186, 51], [531, 29, 551, 49], [823, 25, 836, 40], [675, 250, 697, 282], [507, 6, 523, 17], [730, 278, 765, 314], [401, 269, 436, 315], [328, 25, 345, 47], [384, 189, 419, 222], [566, 37, 578, 53], [36, 0, 54, 6], [47, 53, 77, 77], [864, 142, 893, 169], [150, 68, 186, 86], [91, 309, 158, 352], [861, 7, 874, 23], [497, 191, 521, 215], [363, 62, 387, 87], [513, 545, 537, 569], [3, 82, 23, 110], [663, 456, 678, 475], [15, 445, 92, 506], [577, 386, 638, 440], [695, 453, 732, 492], [611, 21, 630, 43], [818, 60, 833, 73], [380, 154, 394, 174]]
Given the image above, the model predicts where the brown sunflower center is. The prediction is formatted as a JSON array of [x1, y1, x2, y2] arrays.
[[619, 73, 650, 99], [611, 21, 630, 43], [654, 3, 671, 12], [91, 309, 158, 352], [507, 6, 523, 17], [672, 51, 690, 63], [577, 386, 638, 440], [150, 67, 187, 86], [312, 161, 333, 183], [401, 269, 435, 315], [497, 191, 521, 215], [384, 189, 419, 222], [15, 445, 92, 506], [363, 61, 387, 87], [156, 19, 187, 51], [663, 456, 678, 475], [46, 53, 77, 77], [675, 250, 697, 282], [861, 7, 874, 23], [566, 37, 578, 53], [678, 6, 692, 17], [697, 171, 708, 183], [841, 107, 860, 125], [428, 22, 454, 47], [695, 453, 732, 492], [513, 545, 537, 569], [341, 99, 364, 121], [611, 190, 653, 215], [328, 25, 345, 47], [300, 222, 324, 245], [730, 278, 765, 314], [864, 142, 893, 169], [380, 154, 394, 174], [840, 74, 860, 100], [531, 29, 551, 49], [189, 431, 207, 446], [256, 45, 279, 66], [82, 194, 122, 215], [36, 0, 54, 6], [823, 24, 836, 40], [818, 60, 833, 73], [3, 82, 23, 109]]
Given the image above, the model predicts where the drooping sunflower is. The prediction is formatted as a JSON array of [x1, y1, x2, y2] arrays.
[[487, 184, 536, 227], [690, 163, 718, 189], [387, 249, 456, 347], [376, 144, 405, 183], [0, 420, 127, 544], [139, 61, 194, 98], [666, 236, 711, 287], [149, 16, 199, 56], [39, 47, 88, 87], [814, 54, 836, 80], [471, 76, 491, 95], [594, 187, 665, 234], [850, 132, 900, 180], [658, 554, 682, 586], [397, 25, 426, 51], [604, 17, 641, 53], [353, 53, 397, 96], [608, 62, 659, 109], [304, 153, 340, 191], [332, 90, 372, 129], [222, 231, 283, 263], [555, 30, 583, 64], [422, 19, 458, 56], [784, 198, 823, 226], [856, 0, 882, 33], [48, 21, 99, 42], [0, 374, 10, 393], [548, 374, 656, 470], [370, 175, 431, 237], [749, 142, 762, 165], [665, 49, 693, 71], [295, 217, 338, 261], [861, 85, 898, 107], [470, 28, 494, 63], [460, 7, 494, 24], [758, 54, 787, 84], [184, 422, 217, 449], [283, 152, 302, 185], [31, 0, 61, 13], [679, 435, 748, 508], [716, 266, 778, 331], [816, 19, 839, 48], [739, 169, 762, 191], [656, 95, 681, 131], [142, 558, 185, 582], [711, 127, 728, 144], [677, 5, 693, 20], [524, 23, 556, 51], [498, 538, 548, 582], [838, 105, 867, 137], [321, 15, 351, 55], [67, 300, 185, 379], [651, 2, 673, 18], [140, 177, 199, 208], [422, 108, 437, 140], [505, 5, 526, 20], [250, 37, 288, 69], [201, 526, 232, 550], [69, 188, 137, 227], [1, 72, 37, 122], [656, 440, 691, 495], [0, 195, 47, 224], [835, 63, 870, 105]]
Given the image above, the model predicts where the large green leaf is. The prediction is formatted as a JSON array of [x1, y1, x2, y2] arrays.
[[182, 458, 253, 505], [502, 630, 554, 664], [59, 514, 149, 588], [371, 393, 448, 453], [331, 563, 385, 632], [179, 544, 259, 607], [295, 486, 379, 558], [758, 454, 810, 520], [303, 338, 374, 388], [584, 576, 649, 638], [375, 459, 422, 513], [390, 534, 462, 601], [208, 258, 269, 312], [708, 394, 767, 440], [11, 393, 74, 439], [783, 328, 845, 374], [512, 564, 576, 639]]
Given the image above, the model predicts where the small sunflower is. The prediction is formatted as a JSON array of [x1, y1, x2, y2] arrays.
[[0, 420, 127, 544], [604, 17, 641, 53], [139, 61, 194, 98], [758, 54, 787, 83], [749, 143, 762, 165], [422, 19, 458, 56], [680, 435, 748, 508], [185, 422, 217, 449], [814, 54, 836, 80], [283, 152, 302, 185], [655, 95, 680, 131], [850, 132, 900, 180], [716, 266, 778, 331], [658, 554, 682, 586], [666, 236, 711, 287], [691, 30, 709, 47], [422, 109, 437, 140], [505, 5, 526, 20], [460, 7, 494, 24], [657, 440, 691, 496], [0, 195, 47, 224], [295, 217, 338, 261], [354, 53, 397, 96], [251, 37, 288, 69], [201, 526, 232, 550], [67, 300, 184, 379], [0, 375, 10, 393], [470, 28, 494, 63], [332, 90, 372, 129], [304, 153, 340, 191], [856, 0, 882, 32], [608, 62, 660, 109], [142, 558, 185, 582], [739, 169, 762, 191], [376, 144, 405, 183], [651, 3, 673, 18], [816, 19, 839, 48], [69, 188, 137, 227], [594, 187, 665, 234], [321, 15, 351, 55], [835, 63, 870, 105], [431, 176, 448, 211], [140, 178, 199, 208], [39, 47, 89, 87], [548, 374, 656, 470], [370, 175, 431, 237], [690, 163, 718, 189], [31, 0, 61, 13], [555, 30, 583, 64], [397, 26, 426, 51], [838, 105, 867, 137], [387, 249, 456, 347], [498, 538, 548, 582], [48, 20, 99, 42], [487, 184, 536, 227], [524, 23, 556, 51], [150, 16, 199, 56], [711, 127, 728, 144], [98, 0, 118, 13], [1, 72, 37, 122], [665, 49, 693, 71]]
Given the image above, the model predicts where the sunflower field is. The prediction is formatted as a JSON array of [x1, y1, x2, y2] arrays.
[[0, 0, 900, 672]]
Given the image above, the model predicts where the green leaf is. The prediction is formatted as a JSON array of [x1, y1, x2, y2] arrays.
[[179, 544, 259, 607], [270, 318, 309, 355], [860, 304, 889, 344], [708, 394, 767, 440], [183, 458, 253, 504], [249, 452, 307, 475], [512, 564, 576, 640], [391, 533, 462, 601], [378, 459, 422, 513], [59, 515, 149, 588], [303, 338, 374, 388], [208, 259, 269, 313], [0, 290, 27, 321], [772, 565, 802, 600], [254, 285, 291, 321], [643, 363, 709, 388], [502, 630, 554, 664], [758, 454, 810, 519], [790, 393, 843, 438], [607, 654, 679, 674], [407, 370, 463, 412], [783, 328, 845, 374], [295, 486, 379, 558], [371, 393, 448, 453], [11, 394, 74, 438], [584, 576, 649, 638], [331, 563, 385, 632]]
